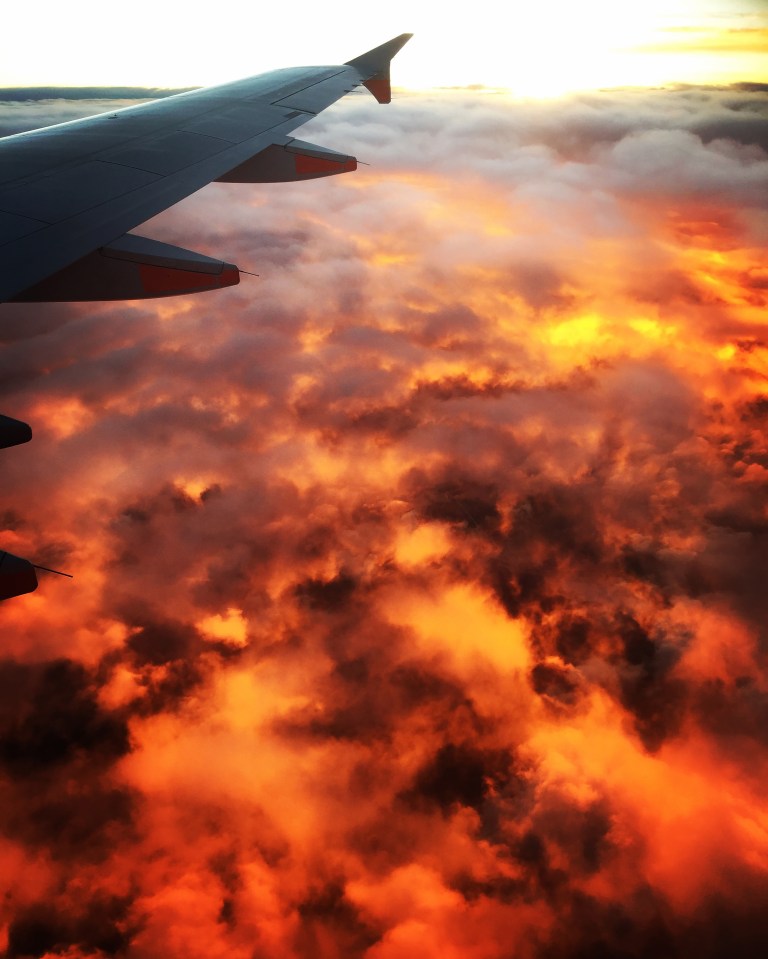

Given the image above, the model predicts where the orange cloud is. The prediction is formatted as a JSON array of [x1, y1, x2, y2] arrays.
[[1, 85, 767, 957]]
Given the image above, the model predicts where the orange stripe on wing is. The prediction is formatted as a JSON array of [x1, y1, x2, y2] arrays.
[[294, 154, 357, 176], [140, 264, 240, 296]]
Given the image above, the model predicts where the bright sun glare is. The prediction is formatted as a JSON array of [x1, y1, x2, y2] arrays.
[[0, 0, 765, 94], [400, 0, 767, 94]]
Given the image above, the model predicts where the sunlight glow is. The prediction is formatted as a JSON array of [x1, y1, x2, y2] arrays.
[[0, 1, 764, 94], [197, 608, 249, 647]]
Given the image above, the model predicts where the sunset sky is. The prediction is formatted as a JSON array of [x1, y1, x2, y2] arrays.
[[1, 0, 766, 92], [1, 4, 768, 959]]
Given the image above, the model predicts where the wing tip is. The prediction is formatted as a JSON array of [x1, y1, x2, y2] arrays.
[[345, 33, 413, 75], [346, 34, 413, 104]]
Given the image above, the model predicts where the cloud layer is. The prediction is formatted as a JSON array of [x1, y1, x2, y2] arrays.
[[1, 85, 767, 958]]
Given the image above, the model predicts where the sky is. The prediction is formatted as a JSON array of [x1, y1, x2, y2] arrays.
[[0, 0, 766, 93], [1, 4, 768, 959]]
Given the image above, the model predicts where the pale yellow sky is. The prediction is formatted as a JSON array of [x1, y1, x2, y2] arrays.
[[2, 0, 766, 95]]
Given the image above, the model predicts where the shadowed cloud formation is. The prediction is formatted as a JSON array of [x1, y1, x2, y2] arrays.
[[0, 84, 767, 957]]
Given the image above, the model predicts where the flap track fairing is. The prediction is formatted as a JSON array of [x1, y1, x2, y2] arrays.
[[0, 414, 32, 449], [11, 234, 240, 302], [0, 550, 38, 600], [216, 138, 357, 183]]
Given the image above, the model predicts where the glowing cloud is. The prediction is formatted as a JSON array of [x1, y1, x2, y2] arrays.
[[0, 76, 767, 958]]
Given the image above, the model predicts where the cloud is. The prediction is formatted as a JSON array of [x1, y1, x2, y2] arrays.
[[0, 84, 767, 957]]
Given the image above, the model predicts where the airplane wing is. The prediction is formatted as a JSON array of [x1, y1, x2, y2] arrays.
[[0, 34, 411, 600], [0, 33, 412, 304]]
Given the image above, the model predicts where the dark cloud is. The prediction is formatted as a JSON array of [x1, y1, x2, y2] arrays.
[[530, 661, 582, 706], [412, 474, 502, 533], [7, 895, 135, 958], [402, 742, 503, 813], [295, 571, 358, 611], [294, 882, 381, 957], [0, 659, 129, 775]]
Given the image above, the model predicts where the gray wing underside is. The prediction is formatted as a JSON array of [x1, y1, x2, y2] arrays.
[[0, 33, 412, 302]]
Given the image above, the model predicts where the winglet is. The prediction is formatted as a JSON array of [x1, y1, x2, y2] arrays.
[[345, 33, 413, 104]]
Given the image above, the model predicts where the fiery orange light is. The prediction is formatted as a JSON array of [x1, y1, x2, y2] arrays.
[[2, 82, 768, 958]]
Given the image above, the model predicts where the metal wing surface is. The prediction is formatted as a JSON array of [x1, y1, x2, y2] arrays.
[[0, 33, 412, 303]]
